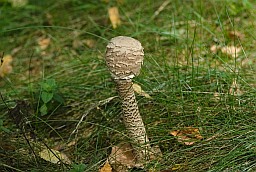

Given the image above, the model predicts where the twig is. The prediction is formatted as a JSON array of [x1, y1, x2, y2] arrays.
[[68, 96, 117, 141], [151, 0, 171, 20]]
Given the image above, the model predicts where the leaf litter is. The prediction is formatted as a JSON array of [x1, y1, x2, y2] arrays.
[[107, 143, 141, 172], [133, 83, 152, 99], [0, 55, 13, 77], [99, 160, 112, 172], [39, 148, 72, 164], [170, 127, 203, 145], [37, 37, 51, 50], [210, 44, 242, 58], [108, 7, 121, 29]]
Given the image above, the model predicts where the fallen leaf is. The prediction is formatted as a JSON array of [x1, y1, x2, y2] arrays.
[[108, 7, 121, 29], [133, 83, 152, 99], [170, 127, 203, 145], [99, 160, 112, 172], [221, 46, 241, 58], [39, 149, 72, 164], [38, 38, 51, 50], [0, 55, 13, 77], [228, 30, 244, 39], [229, 78, 243, 96], [108, 143, 142, 172]]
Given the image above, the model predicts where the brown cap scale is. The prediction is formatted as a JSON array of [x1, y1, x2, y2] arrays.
[[105, 36, 151, 162]]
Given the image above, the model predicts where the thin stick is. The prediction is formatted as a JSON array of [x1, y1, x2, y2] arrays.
[[151, 0, 171, 20]]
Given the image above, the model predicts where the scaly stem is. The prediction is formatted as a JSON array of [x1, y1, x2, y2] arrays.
[[115, 79, 151, 162]]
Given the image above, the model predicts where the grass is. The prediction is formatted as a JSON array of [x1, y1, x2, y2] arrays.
[[0, 0, 256, 171]]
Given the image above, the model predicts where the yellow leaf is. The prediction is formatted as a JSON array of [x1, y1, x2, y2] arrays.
[[108, 7, 121, 29], [39, 149, 72, 164], [37, 38, 51, 50], [99, 160, 112, 172], [133, 83, 152, 99], [170, 127, 203, 145], [0, 55, 13, 77]]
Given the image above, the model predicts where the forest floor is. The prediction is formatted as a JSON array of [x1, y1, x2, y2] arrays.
[[0, 0, 256, 171]]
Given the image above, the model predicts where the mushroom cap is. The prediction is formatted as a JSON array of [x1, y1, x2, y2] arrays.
[[105, 36, 144, 80]]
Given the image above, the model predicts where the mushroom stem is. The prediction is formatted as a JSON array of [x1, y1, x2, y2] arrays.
[[105, 36, 152, 163], [115, 79, 150, 160]]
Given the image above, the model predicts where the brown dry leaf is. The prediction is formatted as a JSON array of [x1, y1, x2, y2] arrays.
[[221, 46, 241, 58], [228, 30, 244, 39], [99, 160, 112, 172], [170, 127, 203, 145], [39, 149, 72, 164], [133, 83, 152, 99], [0, 55, 13, 77], [38, 38, 51, 50], [108, 7, 121, 29], [108, 143, 142, 172], [229, 78, 243, 96]]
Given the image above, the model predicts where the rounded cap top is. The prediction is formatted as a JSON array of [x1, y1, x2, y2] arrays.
[[105, 36, 144, 79]]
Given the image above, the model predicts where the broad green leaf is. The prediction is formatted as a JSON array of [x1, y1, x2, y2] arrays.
[[40, 79, 57, 92], [41, 92, 53, 103], [40, 104, 48, 115], [69, 164, 87, 172]]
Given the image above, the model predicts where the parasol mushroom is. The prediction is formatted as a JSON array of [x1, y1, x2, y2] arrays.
[[105, 36, 151, 162]]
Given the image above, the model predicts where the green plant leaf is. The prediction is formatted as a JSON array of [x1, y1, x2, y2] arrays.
[[40, 79, 57, 92], [47, 79, 56, 88], [41, 91, 53, 103], [40, 104, 48, 116], [69, 163, 87, 172], [53, 93, 64, 104]]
